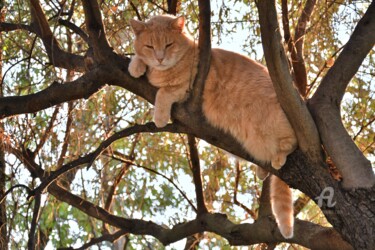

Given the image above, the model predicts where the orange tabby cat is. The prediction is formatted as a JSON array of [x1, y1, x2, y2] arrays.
[[128, 15, 297, 239]]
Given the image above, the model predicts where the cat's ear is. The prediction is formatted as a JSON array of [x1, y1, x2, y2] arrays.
[[130, 19, 147, 35], [171, 16, 185, 32]]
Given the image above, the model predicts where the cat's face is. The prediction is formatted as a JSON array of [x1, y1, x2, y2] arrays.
[[130, 15, 191, 71]]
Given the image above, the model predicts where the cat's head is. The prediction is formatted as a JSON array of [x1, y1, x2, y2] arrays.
[[130, 15, 193, 71]]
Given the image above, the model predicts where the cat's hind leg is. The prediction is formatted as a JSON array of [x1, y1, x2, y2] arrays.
[[279, 137, 297, 153], [271, 137, 297, 169], [271, 153, 287, 169]]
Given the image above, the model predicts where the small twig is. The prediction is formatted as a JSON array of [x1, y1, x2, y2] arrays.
[[58, 19, 90, 44], [129, 1, 142, 21], [58, 229, 128, 250], [110, 152, 197, 212], [233, 162, 257, 219], [28, 122, 188, 199], [0, 184, 32, 204]]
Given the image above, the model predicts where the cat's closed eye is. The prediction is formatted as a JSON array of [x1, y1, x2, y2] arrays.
[[145, 45, 154, 49], [166, 43, 173, 48]]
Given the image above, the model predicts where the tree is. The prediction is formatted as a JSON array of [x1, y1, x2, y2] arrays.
[[0, 0, 374, 249]]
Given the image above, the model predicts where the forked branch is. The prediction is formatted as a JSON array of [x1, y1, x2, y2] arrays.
[[309, 1, 375, 189], [257, 0, 322, 163]]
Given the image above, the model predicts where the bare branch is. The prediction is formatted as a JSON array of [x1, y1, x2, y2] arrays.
[[47, 181, 353, 249], [0, 22, 34, 32], [167, 0, 179, 15], [28, 0, 85, 71], [292, 0, 316, 96], [58, 19, 90, 44], [81, 0, 112, 61], [188, 135, 208, 215], [29, 123, 190, 198], [233, 162, 256, 219], [188, 0, 211, 113], [282, 0, 315, 96], [309, 1, 375, 189], [0, 68, 106, 119], [58, 229, 128, 250], [257, 0, 322, 163], [28, 194, 41, 250]]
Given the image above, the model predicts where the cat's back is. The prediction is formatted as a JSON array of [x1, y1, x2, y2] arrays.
[[204, 48, 277, 107]]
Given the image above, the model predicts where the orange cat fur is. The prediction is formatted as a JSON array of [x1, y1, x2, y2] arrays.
[[128, 15, 297, 239]]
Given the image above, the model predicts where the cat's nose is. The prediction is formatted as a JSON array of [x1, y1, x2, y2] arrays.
[[155, 50, 165, 64]]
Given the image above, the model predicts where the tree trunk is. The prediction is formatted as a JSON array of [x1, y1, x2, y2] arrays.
[[0, 6, 8, 250]]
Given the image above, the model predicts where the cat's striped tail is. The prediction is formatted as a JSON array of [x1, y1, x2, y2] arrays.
[[270, 175, 294, 239]]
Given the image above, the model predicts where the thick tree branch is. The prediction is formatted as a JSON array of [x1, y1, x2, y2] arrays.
[[48, 181, 354, 249], [167, 0, 179, 15], [28, 0, 85, 71], [0, 22, 34, 32], [257, 0, 322, 163], [81, 0, 113, 62], [0, 68, 106, 119], [309, 1, 375, 189]]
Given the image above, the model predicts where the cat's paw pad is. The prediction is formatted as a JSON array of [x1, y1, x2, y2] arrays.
[[128, 59, 146, 78], [153, 112, 170, 128], [271, 154, 287, 169]]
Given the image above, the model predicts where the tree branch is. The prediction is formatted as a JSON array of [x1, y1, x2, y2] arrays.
[[167, 0, 179, 15], [309, 1, 375, 189], [0, 68, 106, 119], [58, 229, 128, 250], [188, 0, 211, 113], [28, 194, 41, 250], [0, 22, 34, 32], [292, 0, 316, 96], [256, 0, 322, 163], [28, 123, 190, 198], [28, 0, 85, 71], [188, 135, 208, 215], [81, 0, 113, 62], [48, 181, 352, 249], [58, 19, 90, 44]]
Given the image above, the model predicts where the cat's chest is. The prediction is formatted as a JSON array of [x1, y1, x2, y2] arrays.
[[147, 67, 195, 88]]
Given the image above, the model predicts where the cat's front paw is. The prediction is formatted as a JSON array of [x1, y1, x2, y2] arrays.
[[128, 57, 147, 78], [153, 111, 170, 128]]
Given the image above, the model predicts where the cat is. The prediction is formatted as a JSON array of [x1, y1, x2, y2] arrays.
[[128, 15, 297, 239]]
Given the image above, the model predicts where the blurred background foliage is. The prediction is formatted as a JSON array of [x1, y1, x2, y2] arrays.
[[0, 0, 374, 249]]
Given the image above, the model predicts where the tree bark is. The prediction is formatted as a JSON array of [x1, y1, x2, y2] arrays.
[[309, 1, 375, 189]]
